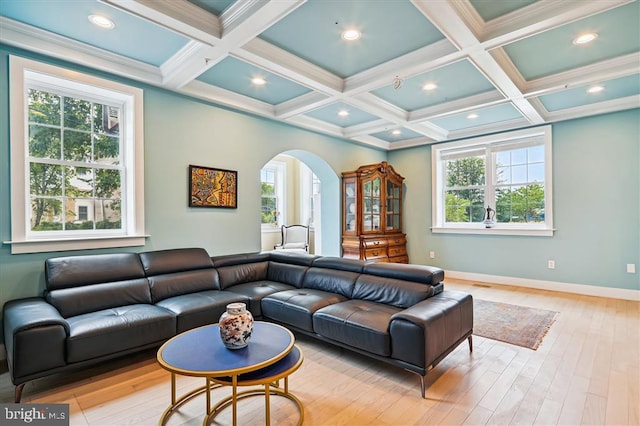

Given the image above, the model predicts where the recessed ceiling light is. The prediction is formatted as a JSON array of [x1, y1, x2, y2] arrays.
[[573, 32, 598, 45], [422, 82, 438, 91], [338, 110, 350, 117], [392, 129, 402, 136], [251, 77, 267, 86], [467, 113, 478, 119], [88, 14, 115, 29], [587, 85, 604, 94], [341, 29, 361, 41]]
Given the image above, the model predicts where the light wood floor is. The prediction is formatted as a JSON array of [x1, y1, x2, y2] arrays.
[[1, 279, 638, 425]]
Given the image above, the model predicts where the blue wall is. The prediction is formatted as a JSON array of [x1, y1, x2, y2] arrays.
[[389, 109, 640, 291]]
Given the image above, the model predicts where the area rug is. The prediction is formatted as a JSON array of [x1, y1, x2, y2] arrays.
[[473, 299, 558, 350]]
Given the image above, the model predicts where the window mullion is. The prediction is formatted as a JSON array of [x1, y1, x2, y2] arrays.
[[485, 147, 496, 210]]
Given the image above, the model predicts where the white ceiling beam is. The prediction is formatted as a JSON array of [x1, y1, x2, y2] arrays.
[[180, 79, 276, 117], [479, 0, 634, 48], [275, 92, 332, 119], [409, 91, 506, 122], [413, 0, 545, 125], [0, 17, 162, 85], [539, 95, 640, 123], [238, 37, 344, 95], [343, 39, 461, 95], [101, 0, 222, 44], [523, 53, 640, 97], [120, 0, 306, 90]]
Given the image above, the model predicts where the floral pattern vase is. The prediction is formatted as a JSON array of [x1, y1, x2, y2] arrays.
[[219, 302, 254, 349]]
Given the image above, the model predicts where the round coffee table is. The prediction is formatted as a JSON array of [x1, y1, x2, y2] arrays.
[[157, 321, 303, 426]]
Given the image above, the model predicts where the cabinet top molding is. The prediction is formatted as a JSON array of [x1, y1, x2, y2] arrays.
[[343, 161, 405, 181]]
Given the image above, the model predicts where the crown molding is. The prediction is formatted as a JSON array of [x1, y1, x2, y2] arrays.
[[0, 17, 161, 85]]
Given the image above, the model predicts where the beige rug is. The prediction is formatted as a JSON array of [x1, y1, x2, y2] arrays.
[[473, 299, 558, 350]]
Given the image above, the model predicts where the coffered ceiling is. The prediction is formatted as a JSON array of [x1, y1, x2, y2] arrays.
[[1, 0, 638, 150]]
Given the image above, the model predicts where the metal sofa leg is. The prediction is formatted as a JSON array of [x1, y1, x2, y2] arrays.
[[15, 383, 25, 403], [468, 335, 473, 352]]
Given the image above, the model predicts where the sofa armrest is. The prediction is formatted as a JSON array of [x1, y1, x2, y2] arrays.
[[3, 298, 69, 384], [389, 291, 473, 371], [4, 298, 69, 334]]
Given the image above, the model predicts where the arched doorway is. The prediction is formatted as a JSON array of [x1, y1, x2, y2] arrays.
[[260, 150, 340, 256]]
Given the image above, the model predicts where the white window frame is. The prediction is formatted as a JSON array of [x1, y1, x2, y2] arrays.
[[260, 160, 286, 230], [7, 56, 146, 253], [299, 162, 319, 228], [432, 126, 554, 236]]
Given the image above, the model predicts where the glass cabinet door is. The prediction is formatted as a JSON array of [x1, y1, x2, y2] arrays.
[[343, 177, 357, 234], [362, 176, 381, 232], [386, 180, 401, 231]]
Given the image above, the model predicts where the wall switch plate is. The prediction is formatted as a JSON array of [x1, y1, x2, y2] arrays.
[[429, 251, 435, 259], [627, 264, 636, 273], [548, 260, 555, 269]]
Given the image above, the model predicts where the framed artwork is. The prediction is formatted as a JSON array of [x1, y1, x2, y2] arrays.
[[189, 165, 237, 208]]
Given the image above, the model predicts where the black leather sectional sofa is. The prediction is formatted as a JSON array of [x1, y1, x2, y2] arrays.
[[2, 248, 473, 402]]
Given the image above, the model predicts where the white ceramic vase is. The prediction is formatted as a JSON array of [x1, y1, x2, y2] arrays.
[[219, 302, 254, 349]]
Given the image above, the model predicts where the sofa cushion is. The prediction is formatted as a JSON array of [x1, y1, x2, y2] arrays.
[[147, 269, 220, 303], [313, 300, 400, 357], [225, 281, 296, 316], [155, 290, 248, 333], [139, 248, 214, 275], [352, 274, 433, 309], [266, 262, 308, 288], [261, 289, 347, 332], [46, 278, 152, 318], [65, 304, 175, 363], [217, 261, 269, 290], [211, 252, 271, 268], [362, 262, 444, 285], [45, 253, 145, 290], [311, 256, 365, 273], [302, 267, 358, 298]]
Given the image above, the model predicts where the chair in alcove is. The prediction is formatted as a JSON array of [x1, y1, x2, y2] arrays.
[[274, 224, 309, 253]]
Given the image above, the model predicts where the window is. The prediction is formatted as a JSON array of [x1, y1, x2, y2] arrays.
[[260, 161, 285, 228], [432, 126, 553, 236], [78, 205, 89, 222], [8, 56, 146, 253], [299, 162, 320, 228]]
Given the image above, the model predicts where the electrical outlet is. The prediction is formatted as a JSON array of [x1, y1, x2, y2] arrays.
[[627, 264, 636, 274], [429, 251, 435, 259], [548, 260, 555, 269]]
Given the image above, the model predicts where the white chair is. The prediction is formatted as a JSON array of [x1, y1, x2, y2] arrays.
[[274, 224, 309, 253]]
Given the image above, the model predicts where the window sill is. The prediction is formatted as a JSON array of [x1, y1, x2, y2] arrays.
[[4, 235, 149, 254], [431, 226, 554, 237]]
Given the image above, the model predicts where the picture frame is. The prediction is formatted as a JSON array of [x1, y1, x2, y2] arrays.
[[189, 164, 238, 208]]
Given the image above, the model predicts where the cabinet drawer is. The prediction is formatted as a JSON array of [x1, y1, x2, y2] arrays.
[[388, 236, 406, 246], [363, 238, 388, 249], [388, 246, 407, 257], [389, 255, 409, 264], [364, 247, 387, 260]]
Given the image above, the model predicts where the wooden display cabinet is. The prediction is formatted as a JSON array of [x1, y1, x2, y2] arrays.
[[341, 161, 408, 263]]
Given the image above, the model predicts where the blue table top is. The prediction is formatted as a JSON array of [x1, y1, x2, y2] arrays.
[[158, 321, 294, 376]]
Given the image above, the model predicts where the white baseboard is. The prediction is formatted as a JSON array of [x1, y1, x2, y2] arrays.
[[445, 270, 640, 301]]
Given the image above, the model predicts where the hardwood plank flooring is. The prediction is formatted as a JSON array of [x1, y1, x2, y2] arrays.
[[1, 279, 638, 425]]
